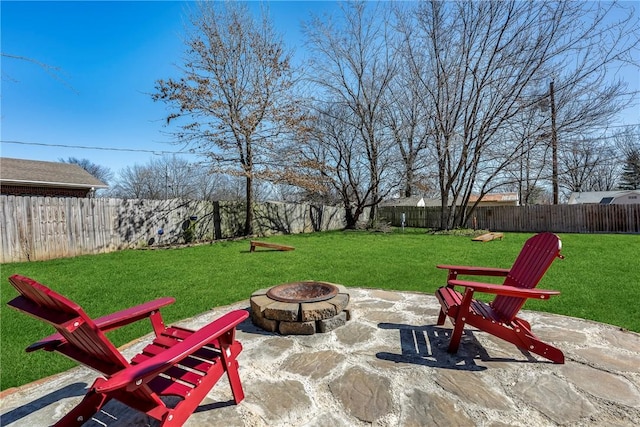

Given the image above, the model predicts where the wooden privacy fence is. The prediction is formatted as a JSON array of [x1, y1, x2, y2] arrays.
[[4, 195, 637, 263], [378, 204, 640, 234], [0, 196, 347, 263]]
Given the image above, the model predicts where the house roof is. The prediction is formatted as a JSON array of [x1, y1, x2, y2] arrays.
[[380, 192, 519, 207], [568, 190, 640, 204], [379, 196, 426, 207], [469, 192, 519, 203], [0, 157, 108, 189]]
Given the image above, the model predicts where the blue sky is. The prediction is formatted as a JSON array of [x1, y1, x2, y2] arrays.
[[0, 1, 335, 178], [1, 1, 639, 181]]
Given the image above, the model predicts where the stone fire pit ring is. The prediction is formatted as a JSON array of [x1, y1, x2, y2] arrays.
[[250, 281, 351, 335], [266, 281, 339, 303]]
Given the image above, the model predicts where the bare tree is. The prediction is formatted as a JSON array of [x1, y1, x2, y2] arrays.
[[401, 1, 638, 228], [558, 137, 618, 194], [111, 163, 159, 199], [405, 1, 548, 227], [301, 1, 398, 225], [2, 53, 77, 93], [110, 156, 201, 200], [60, 157, 113, 186], [383, 51, 433, 197], [191, 168, 246, 201], [153, 1, 298, 235], [384, 4, 442, 199], [284, 103, 377, 228]]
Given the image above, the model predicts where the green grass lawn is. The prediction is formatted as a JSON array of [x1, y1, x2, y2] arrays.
[[1, 229, 638, 389]]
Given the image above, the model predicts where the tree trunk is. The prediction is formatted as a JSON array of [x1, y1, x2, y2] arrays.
[[344, 206, 358, 229], [403, 167, 415, 198], [368, 203, 377, 225], [244, 174, 253, 235]]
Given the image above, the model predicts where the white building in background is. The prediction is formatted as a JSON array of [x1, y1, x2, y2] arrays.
[[567, 190, 640, 205], [379, 192, 520, 208]]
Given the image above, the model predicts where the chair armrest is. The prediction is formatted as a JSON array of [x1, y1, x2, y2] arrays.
[[92, 297, 176, 333], [437, 264, 511, 277], [26, 297, 176, 353], [94, 310, 249, 393], [448, 279, 560, 300]]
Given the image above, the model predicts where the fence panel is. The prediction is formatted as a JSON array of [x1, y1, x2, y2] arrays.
[[4, 197, 638, 263], [378, 204, 640, 234], [0, 196, 351, 263]]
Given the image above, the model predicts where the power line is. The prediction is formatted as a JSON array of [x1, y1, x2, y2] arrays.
[[2, 126, 638, 154], [0, 140, 195, 156]]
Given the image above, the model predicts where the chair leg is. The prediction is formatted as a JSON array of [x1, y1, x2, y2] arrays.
[[436, 309, 447, 326], [221, 341, 245, 404], [226, 358, 245, 404], [447, 289, 474, 354], [54, 388, 110, 427], [514, 316, 531, 331], [447, 318, 466, 354], [528, 339, 565, 364], [512, 322, 565, 364], [483, 320, 566, 364]]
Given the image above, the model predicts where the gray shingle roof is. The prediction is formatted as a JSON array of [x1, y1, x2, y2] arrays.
[[0, 157, 108, 188], [567, 190, 640, 204]]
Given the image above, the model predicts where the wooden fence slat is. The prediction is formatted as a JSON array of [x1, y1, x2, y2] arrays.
[[0, 196, 358, 263], [2, 196, 639, 263], [379, 204, 640, 234]]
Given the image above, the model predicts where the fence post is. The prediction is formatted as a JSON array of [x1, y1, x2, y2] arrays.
[[213, 201, 222, 240]]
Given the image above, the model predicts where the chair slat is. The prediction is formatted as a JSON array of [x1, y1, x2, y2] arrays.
[[435, 233, 564, 363], [493, 233, 560, 321], [6, 274, 249, 425], [164, 366, 206, 387], [148, 375, 192, 398], [8, 276, 129, 372]]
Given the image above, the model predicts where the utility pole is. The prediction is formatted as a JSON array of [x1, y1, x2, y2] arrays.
[[550, 81, 559, 204]]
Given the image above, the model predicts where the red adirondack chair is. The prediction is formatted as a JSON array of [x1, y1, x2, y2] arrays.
[[6, 274, 249, 426], [435, 232, 565, 364]]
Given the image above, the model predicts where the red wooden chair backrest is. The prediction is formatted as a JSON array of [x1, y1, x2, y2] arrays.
[[491, 233, 562, 322], [8, 275, 129, 375]]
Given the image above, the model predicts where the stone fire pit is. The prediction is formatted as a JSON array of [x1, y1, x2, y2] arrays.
[[250, 281, 351, 335]]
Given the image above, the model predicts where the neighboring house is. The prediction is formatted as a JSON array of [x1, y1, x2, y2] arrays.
[[567, 190, 640, 205], [379, 196, 429, 207], [0, 157, 108, 198], [468, 192, 519, 207], [380, 192, 519, 208]]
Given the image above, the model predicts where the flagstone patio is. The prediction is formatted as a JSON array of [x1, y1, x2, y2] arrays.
[[1, 288, 639, 426]]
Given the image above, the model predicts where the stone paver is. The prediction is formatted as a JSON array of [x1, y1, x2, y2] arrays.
[[244, 379, 312, 425], [2, 288, 640, 427], [578, 346, 640, 373], [282, 350, 347, 379], [434, 370, 512, 410], [402, 389, 474, 426], [330, 367, 393, 423], [561, 364, 640, 408], [513, 373, 597, 425]]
